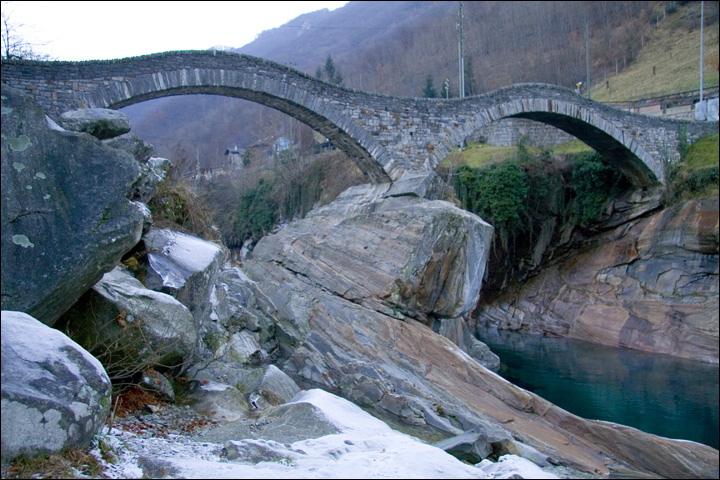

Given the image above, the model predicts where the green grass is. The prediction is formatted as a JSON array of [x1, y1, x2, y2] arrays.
[[684, 133, 720, 170], [550, 140, 594, 155], [445, 143, 516, 169], [442, 140, 593, 170], [665, 133, 719, 204], [591, 3, 719, 103]]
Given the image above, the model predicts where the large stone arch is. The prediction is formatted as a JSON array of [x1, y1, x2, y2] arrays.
[[1, 52, 393, 184], [107, 84, 392, 183]]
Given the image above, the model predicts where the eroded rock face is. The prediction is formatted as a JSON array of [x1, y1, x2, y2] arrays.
[[1, 311, 112, 461], [476, 195, 719, 363], [1, 85, 144, 326], [238, 181, 719, 478]]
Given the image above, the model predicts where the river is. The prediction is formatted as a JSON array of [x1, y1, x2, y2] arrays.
[[476, 327, 719, 449]]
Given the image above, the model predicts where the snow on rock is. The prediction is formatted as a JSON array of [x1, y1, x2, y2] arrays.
[[478, 455, 559, 479], [1, 311, 112, 461], [92, 389, 557, 479]]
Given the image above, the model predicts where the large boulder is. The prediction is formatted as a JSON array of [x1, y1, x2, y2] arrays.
[[57, 108, 131, 140], [476, 195, 719, 363], [1, 311, 112, 461], [143, 229, 225, 331], [1, 85, 145, 326], [249, 181, 494, 323], [55, 266, 197, 379]]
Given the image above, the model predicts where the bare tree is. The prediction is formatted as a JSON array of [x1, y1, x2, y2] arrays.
[[1, 3, 52, 60]]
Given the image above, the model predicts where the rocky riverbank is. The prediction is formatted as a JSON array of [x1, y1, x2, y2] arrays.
[[2, 83, 718, 479]]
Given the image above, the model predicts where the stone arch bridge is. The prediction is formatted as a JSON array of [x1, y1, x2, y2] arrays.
[[2, 50, 716, 186]]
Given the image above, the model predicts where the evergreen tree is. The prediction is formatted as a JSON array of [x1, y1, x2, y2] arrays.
[[315, 55, 344, 85], [423, 75, 438, 98], [242, 147, 252, 167], [323, 55, 337, 83]]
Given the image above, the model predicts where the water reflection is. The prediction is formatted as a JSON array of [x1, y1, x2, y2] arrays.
[[476, 327, 719, 449]]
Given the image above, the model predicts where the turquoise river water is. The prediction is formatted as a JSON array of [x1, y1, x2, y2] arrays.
[[476, 327, 719, 449]]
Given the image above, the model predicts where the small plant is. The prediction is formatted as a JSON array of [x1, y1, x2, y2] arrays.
[[147, 175, 217, 241]]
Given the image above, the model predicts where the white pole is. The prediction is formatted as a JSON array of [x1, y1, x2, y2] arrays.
[[699, 1, 704, 105], [458, 1, 465, 99]]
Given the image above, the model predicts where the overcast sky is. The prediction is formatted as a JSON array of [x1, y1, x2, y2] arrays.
[[3, 1, 348, 61]]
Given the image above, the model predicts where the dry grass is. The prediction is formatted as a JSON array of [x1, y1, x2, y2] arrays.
[[4, 449, 106, 479], [592, 3, 719, 103]]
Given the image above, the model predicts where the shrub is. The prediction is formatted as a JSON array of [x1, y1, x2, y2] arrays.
[[233, 178, 278, 243], [452, 160, 529, 251], [571, 153, 628, 225], [148, 177, 216, 241]]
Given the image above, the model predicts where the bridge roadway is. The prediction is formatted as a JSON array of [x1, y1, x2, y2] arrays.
[[2, 50, 717, 186]]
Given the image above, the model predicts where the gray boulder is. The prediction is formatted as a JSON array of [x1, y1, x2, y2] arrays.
[[57, 108, 131, 140], [258, 364, 300, 406], [56, 266, 197, 379], [103, 133, 154, 163], [1, 311, 112, 461], [433, 429, 493, 464], [102, 135, 162, 203], [185, 381, 249, 423], [143, 229, 225, 332], [1, 85, 144, 326], [138, 368, 175, 402], [223, 439, 304, 463], [130, 156, 169, 204], [192, 398, 342, 445]]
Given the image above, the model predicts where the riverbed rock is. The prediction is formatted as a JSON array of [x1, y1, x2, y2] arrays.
[[1, 311, 112, 461], [185, 381, 250, 423], [1, 85, 145, 326], [435, 316, 500, 370], [433, 429, 493, 463], [57, 108, 131, 140], [55, 266, 197, 378], [143, 229, 225, 332], [476, 195, 719, 363]]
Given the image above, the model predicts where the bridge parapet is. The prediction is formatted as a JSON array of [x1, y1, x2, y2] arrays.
[[2, 51, 717, 186]]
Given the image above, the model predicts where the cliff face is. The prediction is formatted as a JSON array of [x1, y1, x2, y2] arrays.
[[475, 195, 719, 363]]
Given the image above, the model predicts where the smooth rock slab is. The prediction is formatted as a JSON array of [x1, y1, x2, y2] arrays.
[[1, 311, 112, 461]]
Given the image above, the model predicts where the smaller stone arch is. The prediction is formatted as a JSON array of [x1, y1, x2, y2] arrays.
[[450, 86, 669, 187]]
